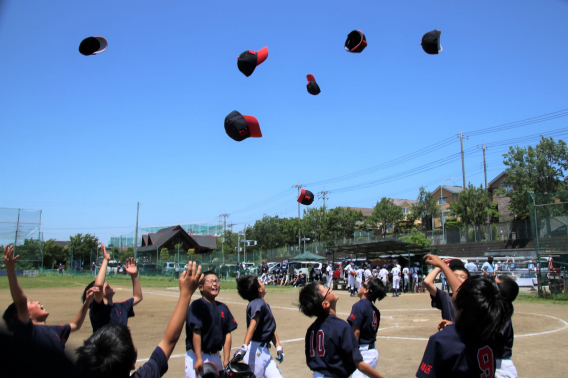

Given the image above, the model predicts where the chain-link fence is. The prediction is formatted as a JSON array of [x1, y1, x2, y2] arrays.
[[529, 191, 568, 295], [0, 208, 43, 269]]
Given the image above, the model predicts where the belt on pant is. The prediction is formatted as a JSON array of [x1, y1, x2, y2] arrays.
[[255, 341, 271, 348], [189, 348, 221, 355], [360, 343, 375, 350]]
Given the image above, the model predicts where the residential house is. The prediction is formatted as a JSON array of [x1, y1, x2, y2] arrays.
[[431, 185, 464, 228], [137, 225, 217, 261], [488, 171, 514, 222]]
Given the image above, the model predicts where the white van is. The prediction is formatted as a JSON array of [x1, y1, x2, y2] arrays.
[[289, 261, 322, 277], [162, 262, 177, 274]]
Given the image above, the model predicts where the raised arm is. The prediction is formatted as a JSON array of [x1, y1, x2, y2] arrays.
[[4, 245, 29, 325], [124, 257, 143, 305], [158, 262, 202, 359], [94, 243, 110, 303], [424, 255, 461, 293], [423, 267, 441, 297], [69, 287, 99, 332]]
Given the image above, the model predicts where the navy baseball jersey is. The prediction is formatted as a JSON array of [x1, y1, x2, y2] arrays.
[[247, 298, 276, 343], [496, 321, 514, 360], [347, 299, 381, 345], [416, 324, 503, 378], [132, 346, 168, 378], [185, 298, 238, 352], [89, 297, 135, 332], [305, 314, 363, 378], [14, 318, 71, 352], [430, 288, 456, 322]]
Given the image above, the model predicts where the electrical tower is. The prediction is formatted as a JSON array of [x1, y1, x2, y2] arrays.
[[318, 188, 330, 210], [293, 181, 304, 253]]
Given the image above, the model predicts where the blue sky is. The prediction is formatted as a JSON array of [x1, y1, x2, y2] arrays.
[[1, 0, 568, 244]]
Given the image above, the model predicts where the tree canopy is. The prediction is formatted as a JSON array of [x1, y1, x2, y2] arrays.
[[68, 233, 99, 268], [408, 187, 440, 231], [367, 198, 404, 236], [449, 183, 500, 226]]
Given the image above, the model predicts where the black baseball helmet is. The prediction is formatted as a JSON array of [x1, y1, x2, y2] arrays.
[[221, 357, 255, 377], [200, 362, 220, 378]]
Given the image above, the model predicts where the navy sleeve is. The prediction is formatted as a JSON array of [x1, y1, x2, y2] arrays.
[[247, 300, 263, 320], [416, 336, 440, 378], [56, 324, 72, 345], [118, 298, 135, 318], [501, 321, 514, 359], [347, 302, 364, 330], [342, 321, 363, 363], [223, 306, 238, 333], [431, 288, 444, 310], [188, 301, 204, 330], [132, 346, 169, 378]]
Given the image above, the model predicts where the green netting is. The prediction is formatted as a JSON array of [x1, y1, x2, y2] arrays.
[[528, 191, 568, 294]]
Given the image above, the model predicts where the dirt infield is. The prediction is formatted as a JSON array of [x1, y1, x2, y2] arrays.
[[1, 283, 567, 377]]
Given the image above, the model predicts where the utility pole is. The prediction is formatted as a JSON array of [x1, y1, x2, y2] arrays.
[[319, 188, 330, 210], [458, 129, 470, 241], [219, 213, 229, 264], [134, 202, 140, 260], [293, 181, 304, 254], [477, 141, 488, 190], [227, 223, 236, 233]]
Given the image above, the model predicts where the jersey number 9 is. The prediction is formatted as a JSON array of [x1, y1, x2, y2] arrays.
[[477, 346, 494, 378]]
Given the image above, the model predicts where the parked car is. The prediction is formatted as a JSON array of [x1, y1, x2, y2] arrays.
[[162, 262, 177, 274], [139, 263, 160, 275], [107, 260, 119, 274]]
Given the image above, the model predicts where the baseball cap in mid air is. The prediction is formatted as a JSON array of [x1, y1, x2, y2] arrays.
[[345, 30, 367, 53], [297, 189, 315, 205], [224, 111, 262, 142], [237, 47, 269, 77], [306, 74, 321, 95], [421, 30, 442, 54], [79, 37, 108, 56]]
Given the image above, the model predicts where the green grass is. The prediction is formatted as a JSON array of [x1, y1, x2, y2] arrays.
[[516, 291, 568, 305]]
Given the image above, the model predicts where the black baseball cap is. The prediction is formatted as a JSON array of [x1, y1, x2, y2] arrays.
[[421, 30, 442, 54], [297, 189, 315, 205], [237, 47, 269, 77], [224, 111, 262, 142], [79, 36, 108, 56], [345, 30, 367, 53], [448, 259, 466, 271], [306, 74, 321, 95]]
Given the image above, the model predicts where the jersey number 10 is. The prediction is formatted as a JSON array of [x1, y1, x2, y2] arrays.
[[309, 330, 325, 357]]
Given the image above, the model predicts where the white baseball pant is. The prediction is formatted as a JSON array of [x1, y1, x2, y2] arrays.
[[185, 350, 222, 378], [243, 341, 283, 378], [352, 344, 379, 378]]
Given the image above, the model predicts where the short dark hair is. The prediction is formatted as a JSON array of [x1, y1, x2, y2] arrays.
[[2, 303, 18, 332], [454, 276, 513, 342], [75, 324, 137, 378], [365, 277, 387, 303], [82, 281, 96, 303], [236, 275, 260, 302], [497, 275, 519, 302], [298, 283, 326, 318]]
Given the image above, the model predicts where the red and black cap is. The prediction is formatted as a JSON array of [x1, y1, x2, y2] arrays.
[[79, 36, 108, 56], [297, 189, 315, 206], [421, 30, 442, 54], [237, 47, 269, 77], [306, 74, 321, 95], [344, 30, 367, 53], [224, 110, 262, 142]]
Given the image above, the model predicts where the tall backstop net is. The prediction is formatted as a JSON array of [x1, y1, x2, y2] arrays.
[[528, 191, 568, 294], [0, 208, 43, 268]]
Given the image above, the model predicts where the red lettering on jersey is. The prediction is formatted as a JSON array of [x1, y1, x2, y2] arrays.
[[420, 362, 431, 374], [477, 346, 494, 378], [221, 311, 225, 318], [309, 331, 315, 357], [349, 314, 356, 320], [372, 312, 378, 331], [309, 330, 325, 357]]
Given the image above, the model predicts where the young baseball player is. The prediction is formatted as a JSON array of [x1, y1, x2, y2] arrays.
[[495, 275, 519, 378], [185, 271, 238, 378], [2, 245, 97, 352], [416, 275, 513, 378], [348, 277, 387, 378], [390, 264, 401, 297], [76, 262, 203, 378], [402, 266, 410, 293], [378, 266, 389, 289], [299, 282, 387, 378], [355, 265, 364, 293], [82, 243, 143, 332], [234, 275, 284, 378], [423, 255, 470, 323], [326, 261, 333, 288], [345, 261, 356, 296]]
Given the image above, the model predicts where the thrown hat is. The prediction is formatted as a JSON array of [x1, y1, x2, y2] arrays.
[[345, 30, 367, 53], [79, 37, 108, 56], [237, 47, 269, 77], [421, 30, 442, 54], [306, 74, 321, 95], [224, 110, 262, 142], [297, 189, 315, 205]]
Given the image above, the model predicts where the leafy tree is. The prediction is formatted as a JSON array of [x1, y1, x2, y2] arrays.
[[399, 228, 432, 248], [13, 238, 43, 268], [160, 247, 170, 261], [409, 187, 440, 231], [502, 136, 568, 220], [367, 198, 404, 236], [42, 239, 66, 268], [187, 248, 195, 260], [449, 183, 500, 227], [67, 233, 99, 269], [328, 207, 364, 242]]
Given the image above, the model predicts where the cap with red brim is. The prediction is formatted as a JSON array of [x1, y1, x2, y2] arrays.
[[224, 111, 262, 142], [237, 46, 269, 77], [297, 189, 315, 205], [306, 74, 321, 95]]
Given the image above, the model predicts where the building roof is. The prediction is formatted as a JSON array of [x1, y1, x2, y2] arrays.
[[390, 199, 418, 207], [488, 171, 508, 188], [432, 185, 464, 195], [191, 235, 217, 250], [53, 241, 69, 247], [137, 225, 215, 253]]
